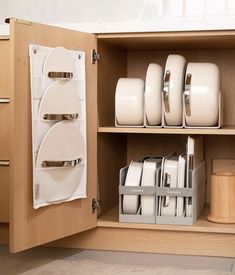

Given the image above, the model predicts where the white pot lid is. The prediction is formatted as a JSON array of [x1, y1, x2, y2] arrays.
[[36, 121, 84, 168], [38, 81, 80, 120]]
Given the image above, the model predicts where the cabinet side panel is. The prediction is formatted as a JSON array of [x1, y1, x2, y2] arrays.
[[98, 41, 127, 127], [0, 40, 10, 222], [9, 20, 97, 252], [98, 134, 127, 215]]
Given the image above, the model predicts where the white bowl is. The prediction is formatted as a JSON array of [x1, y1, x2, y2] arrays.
[[123, 161, 142, 214], [115, 78, 144, 126], [145, 64, 163, 126], [184, 63, 220, 127], [163, 55, 186, 126]]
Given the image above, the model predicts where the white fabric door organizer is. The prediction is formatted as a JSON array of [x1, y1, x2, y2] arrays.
[[29, 44, 87, 209]]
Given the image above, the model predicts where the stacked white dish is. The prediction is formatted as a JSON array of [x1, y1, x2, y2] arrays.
[[119, 136, 206, 225], [115, 54, 221, 128]]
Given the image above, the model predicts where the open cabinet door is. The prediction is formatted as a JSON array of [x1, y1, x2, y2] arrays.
[[8, 18, 97, 252]]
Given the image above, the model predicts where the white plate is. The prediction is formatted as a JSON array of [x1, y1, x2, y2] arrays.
[[145, 64, 163, 126], [38, 81, 80, 120], [141, 158, 162, 216], [123, 161, 142, 214], [115, 78, 144, 126], [163, 55, 186, 126], [184, 63, 220, 126]]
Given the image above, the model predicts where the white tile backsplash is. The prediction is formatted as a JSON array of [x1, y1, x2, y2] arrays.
[[26, 0, 62, 23], [205, 0, 227, 16], [0, 0, 235, 33], [227, 0, 235, 16], [163, 0, 184, 17], [185, 0, 205, 17], [0, 0, 26, 23], [101, 0, 125, 21], [141, 0, 162, 21]]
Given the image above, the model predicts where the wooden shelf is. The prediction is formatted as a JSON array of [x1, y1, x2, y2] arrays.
[[97, 205, 235, 234], [98, 126, 235, 135]]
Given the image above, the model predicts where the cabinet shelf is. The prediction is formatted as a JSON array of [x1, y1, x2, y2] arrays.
[[98, 126, 235, 135], [97, 205, 235, 234]]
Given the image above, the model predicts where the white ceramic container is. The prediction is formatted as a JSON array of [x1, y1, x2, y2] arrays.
[[184, 63, 220, 127], [145, 64, 163, 126], [163, 55, 186, 126], [115, 78, 144, 126]]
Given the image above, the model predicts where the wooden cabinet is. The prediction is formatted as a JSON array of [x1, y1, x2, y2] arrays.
[[1, 18, 235, 256]]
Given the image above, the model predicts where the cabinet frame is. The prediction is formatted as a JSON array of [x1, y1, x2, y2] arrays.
[[1, 18, 235, 256]]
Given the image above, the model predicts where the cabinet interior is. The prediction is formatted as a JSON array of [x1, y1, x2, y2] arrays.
[[97, 33, 235, 230]]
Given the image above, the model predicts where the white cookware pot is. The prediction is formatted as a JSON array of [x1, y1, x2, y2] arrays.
[[163, 55, 186, 126], [184, 63, 220, 127], [115, 78, 144, 126], [145, 64, 163, 126]]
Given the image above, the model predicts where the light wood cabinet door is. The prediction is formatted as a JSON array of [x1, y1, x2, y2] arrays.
[[8, 19, 97, 252]]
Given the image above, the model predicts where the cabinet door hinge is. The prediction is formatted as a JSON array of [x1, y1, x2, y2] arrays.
[[91, 49, 100, 64], [92, 198, 100, 213]]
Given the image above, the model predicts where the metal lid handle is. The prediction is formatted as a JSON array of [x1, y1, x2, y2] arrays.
[[41, 158, 82, 168], [48, 71, 73, 79], [184, 73, 192, 117], [163, 70, 170, 113]]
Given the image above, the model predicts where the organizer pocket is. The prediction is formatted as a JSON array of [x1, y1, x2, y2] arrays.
[[33, 120, 86, 209], [34, 164, 84, 208], [38, 81, 80, 121], [43, 47, 76, 80]]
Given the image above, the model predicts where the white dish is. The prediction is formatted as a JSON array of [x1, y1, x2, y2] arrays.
[[145, 64, 163, 126], [141, 158, 162, 216], [163, 55, 186, 126], [123, 161, 142, 214], [115, 78, 144, 126], [161, 156, 178, 217], [176, 154, 186, 217], [184, 63, 220, 127]]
